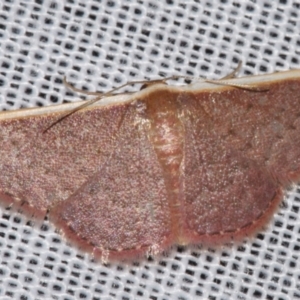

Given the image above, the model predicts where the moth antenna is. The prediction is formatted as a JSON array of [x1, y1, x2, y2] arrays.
[[44, 77, 169, 133], [205, 61, 268, 91], [43, 94, 104, 133], [204, 79, 269, 92]]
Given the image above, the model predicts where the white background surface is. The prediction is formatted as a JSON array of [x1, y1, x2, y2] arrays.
[[0, 0, 300, 299]]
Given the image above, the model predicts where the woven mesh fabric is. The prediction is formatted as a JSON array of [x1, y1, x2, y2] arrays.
[[0, 0, 300, 299]]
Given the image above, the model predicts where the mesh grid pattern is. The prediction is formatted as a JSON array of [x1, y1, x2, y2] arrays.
[[0, 0, 300, 299]]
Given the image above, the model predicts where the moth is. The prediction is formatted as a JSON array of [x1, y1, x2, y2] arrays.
[[0, 69, 300, 261]]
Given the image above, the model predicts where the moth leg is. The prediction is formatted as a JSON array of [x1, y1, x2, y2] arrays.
[[220, 60, 243, 79]]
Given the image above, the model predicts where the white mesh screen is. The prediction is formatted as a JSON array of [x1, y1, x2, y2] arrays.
[[0, 0, 300, 299]]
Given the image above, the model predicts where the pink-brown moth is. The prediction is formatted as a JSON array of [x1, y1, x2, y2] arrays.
[[0, 70, 300, 261]]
